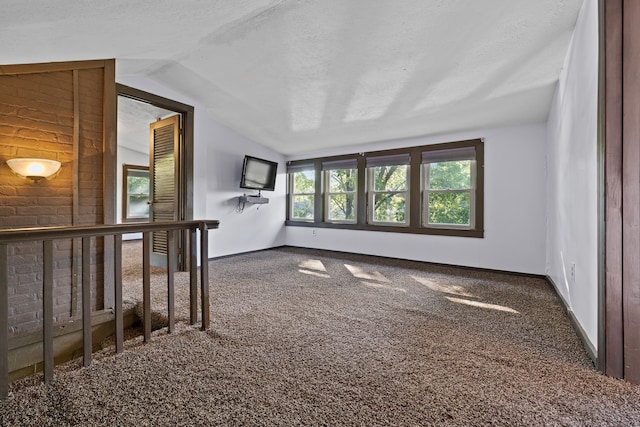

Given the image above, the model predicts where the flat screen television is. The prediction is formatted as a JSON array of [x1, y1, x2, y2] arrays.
[[240, 155, 278, 194]]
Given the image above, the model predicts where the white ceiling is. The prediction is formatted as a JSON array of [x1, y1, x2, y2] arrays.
[[2, 0, 585, 156]]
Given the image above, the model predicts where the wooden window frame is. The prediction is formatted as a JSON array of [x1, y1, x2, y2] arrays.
[[288, 170, 316, 222], [366, 164, 410, 227], [122, 164, 150, 223], [286, 138, 484, 238], [324, 168, 358, 224]]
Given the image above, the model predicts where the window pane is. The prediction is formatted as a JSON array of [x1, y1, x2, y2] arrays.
[[293, 171, 315, 193], [373, 193, 406, 223], [292, 195, 315, 220], [329, 169, 357, 192], [128, 195, 150, 217], [428, 161, 471, 190], [128, 175, 149, 195], [373, 165, 407, 191], [428, 192, 470, 225], [328, 194, 356, 221]]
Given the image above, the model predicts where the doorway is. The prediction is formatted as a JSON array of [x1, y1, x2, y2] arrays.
[[116, 84, 195, 271]]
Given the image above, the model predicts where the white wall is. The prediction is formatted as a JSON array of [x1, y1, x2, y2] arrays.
[[286, 123, 548, 275], [545, 0, 598, 351], [117, 75, 286, 257]]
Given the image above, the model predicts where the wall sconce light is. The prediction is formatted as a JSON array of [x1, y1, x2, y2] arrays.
[[6, 158, 62, 183]]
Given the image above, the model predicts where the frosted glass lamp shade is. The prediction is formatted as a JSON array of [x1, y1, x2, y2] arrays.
[[6, 158, 62, 182]]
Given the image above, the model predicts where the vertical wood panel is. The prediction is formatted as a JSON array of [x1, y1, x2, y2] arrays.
[[623, 0, 640, 383], [43, 240, 54, 383], [72, 69, 81, 319], [603, 0, 624, 378]]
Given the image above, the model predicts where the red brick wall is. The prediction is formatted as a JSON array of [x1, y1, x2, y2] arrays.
[[0, 63, 107, 335]]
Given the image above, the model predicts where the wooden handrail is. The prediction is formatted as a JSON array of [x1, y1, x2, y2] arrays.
[[0, 220, 219, 399], [0, 220, 219, 243]]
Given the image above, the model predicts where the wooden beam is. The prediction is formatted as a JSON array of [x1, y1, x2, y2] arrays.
[[622, 0, 640, 384], [602, 0, 624, 379], [0, 59, 109, 75]]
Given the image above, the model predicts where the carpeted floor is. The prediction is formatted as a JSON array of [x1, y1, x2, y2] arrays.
[[2, 244, 640, 426]]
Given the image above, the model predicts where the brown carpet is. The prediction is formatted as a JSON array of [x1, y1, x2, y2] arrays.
[[2, 244, 640, 426]]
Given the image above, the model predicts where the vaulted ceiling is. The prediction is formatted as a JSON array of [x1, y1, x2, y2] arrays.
[[2, 0, 585, 155]]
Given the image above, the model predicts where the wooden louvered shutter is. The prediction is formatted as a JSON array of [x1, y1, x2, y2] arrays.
[[149, 114, 180, 268]]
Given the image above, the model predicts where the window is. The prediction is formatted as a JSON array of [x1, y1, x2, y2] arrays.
[[323, 159, 358, 223], [367, 154, 410, 226], [286, 139, 483, 238], [289, 163, 315, 221], [122, 164, 150, 222], [422, 147, 476, 229]]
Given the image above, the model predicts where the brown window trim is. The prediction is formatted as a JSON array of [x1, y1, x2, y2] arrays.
[[122, 164, 150, 223], [286, 138, 484, 238]]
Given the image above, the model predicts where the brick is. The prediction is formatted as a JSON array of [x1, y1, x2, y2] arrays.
[[0, 185, 18, 196], [0, 206, 16, 216], [0, 125, 17, 138]]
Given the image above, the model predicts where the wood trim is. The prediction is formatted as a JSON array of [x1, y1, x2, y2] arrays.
[[622, 0, 640, 384], [103, 59, 117, 224], [71, 69, 81, 317], [121, 164, 150, 223], [0, 59, 109, 75], [103, 59, 117, 309], [117, 83, 195, 271], [602, 0, 624, 379], [116, 83, 194, 114]]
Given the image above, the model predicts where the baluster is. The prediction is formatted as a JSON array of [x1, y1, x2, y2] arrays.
[[82, 236, 92, 367], [0, 243, 8, 399], [142, 232, 151, 343], [114, 234, 123, 353], [200, 223, 209, 331], [43, 240, 54, 383], [189, 228, 197, 325], [167, 230, 175, 333]]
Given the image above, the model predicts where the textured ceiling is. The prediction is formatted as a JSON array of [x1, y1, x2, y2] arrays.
[[2, 0, 585, 155]]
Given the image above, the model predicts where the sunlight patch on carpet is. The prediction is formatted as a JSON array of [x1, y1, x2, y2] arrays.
[[298, 259, 331, 278], [445, 296, 520, 314], [345, 264, 391, 282], [411, 275, 476, 298]]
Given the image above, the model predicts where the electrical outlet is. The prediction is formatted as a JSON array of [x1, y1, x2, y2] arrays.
[[570, 263, 576, 282]]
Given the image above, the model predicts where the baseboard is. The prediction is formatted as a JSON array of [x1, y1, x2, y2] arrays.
[[208, 245, 287, 261], [545, 275, 598, 365], [280, 245, 547, 280]]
